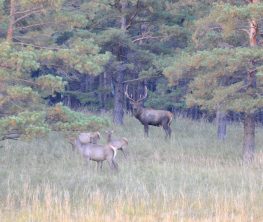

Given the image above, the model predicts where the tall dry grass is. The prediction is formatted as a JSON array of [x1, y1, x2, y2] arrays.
[[0, 116, 262, 221]]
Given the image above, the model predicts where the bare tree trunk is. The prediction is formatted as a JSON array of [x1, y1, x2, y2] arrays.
[[113, 1, 127, 125], [99, 72, 106, 110], [113, 66, 125, 124], [6, 0, 15, 41], [216, 110, 227, 141], [85, 75, 89, 92], [243, 113, 255, 163], [242, 0, 258, 162]]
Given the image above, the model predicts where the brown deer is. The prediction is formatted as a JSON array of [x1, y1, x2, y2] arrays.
[[125, 85, 173, 139], [78, 131, 100, 144], [105, 130, 128, 158], [70, 131, 100, 151], [69, 137, 118, 171]]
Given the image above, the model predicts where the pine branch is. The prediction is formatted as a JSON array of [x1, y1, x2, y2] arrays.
[[14, 8, 45, 24], [13, 38, 61, 51], [13, 78, 41, 87], [14, 6, 44, 15], [132, 34, 162, 43], [0, 63, 13, 69], [9, 100, 25, 111], [122, 74, 162, 83], [17, 22, 57, 30], [126, 0, 140, 30]]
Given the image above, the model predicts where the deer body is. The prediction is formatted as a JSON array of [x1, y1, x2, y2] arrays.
[[135, 107, 173, 138], [78, 131, 100, 144], [73, 138, 118, 170], [125, 85, 173, 138], [106, 131, 128, 158], [134, 107, 172, 126]]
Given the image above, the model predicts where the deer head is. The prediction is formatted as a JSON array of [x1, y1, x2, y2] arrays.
[[125, 85, 148, 115]]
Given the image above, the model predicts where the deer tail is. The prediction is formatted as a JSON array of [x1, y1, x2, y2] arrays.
[[168, 112, 173, 126], [95, 131, 101, 139], [122, 137, 128, 145], [109, 145, 117, 159]]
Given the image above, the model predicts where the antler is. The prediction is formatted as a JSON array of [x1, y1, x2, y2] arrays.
[[124, 85, 136, 102], [137, 86, 148, 102], [125, 85, 148, 102]]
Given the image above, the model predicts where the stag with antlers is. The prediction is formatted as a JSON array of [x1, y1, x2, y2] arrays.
[[125, 85, 173, 139]]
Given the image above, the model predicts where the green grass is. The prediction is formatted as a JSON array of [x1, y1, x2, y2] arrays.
[[0, 116, 262, 221]]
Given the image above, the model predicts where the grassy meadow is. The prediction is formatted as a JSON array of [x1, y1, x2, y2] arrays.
[[0, 116, 262, 222]]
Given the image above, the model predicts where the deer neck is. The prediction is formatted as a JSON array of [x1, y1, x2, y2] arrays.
[[75, 139, 85, 154], [107, 134, 112, 142], [134, 106, 144, 118]]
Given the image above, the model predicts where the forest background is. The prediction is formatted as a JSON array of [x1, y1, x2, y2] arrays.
[[1, 0, 263, 160]]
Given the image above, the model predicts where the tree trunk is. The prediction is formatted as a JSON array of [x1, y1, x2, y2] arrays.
[[242, 0, 258, 162], [243, 113, 255, 163], [112, 1, 127, 125], [216, 111, 227, 141], [113, 67, 125, 124], [6, 0, 15, 41], [85, 75, 90, 92], [99, 72, 106, 110]]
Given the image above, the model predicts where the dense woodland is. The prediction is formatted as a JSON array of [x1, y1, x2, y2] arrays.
[[1, 0, 263, 162]]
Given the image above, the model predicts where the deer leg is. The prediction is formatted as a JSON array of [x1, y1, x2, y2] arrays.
[[84, 158, 90, 166], [144, 124, 149, 137], [112, 159, 119, 170], [97, 161, 103, 171], [167, 125, 172, 139], [166, 125, 172, 139], [120, 148, 127, 159], [107, 159, 114, 169], [163, 124, 172, 139], [107, 158, 118, 171]]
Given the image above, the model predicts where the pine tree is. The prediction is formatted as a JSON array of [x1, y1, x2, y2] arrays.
[[0, 0, 110, 140], [164, 0, 263, 162], [76, 0, 190, 124]]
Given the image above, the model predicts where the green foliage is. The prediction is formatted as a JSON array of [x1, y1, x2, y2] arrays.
[[19, 0, 64, 9], [7, 86, 40, 103], [0, 103, 109, 140], [0, 0, 112, 140], [4, 0, 255, 139], [165, 47, 263, 112], [42, 38, 112, 75], [0, 42, 39, 73], [145, 87, 185, 110], [46, 104, 109, 132], [0, 111, 49, 139], [194, 2, 263, 45], [164, 0, 263, 115], [55, 11, 88, 28], [36, 74, 66, 96]]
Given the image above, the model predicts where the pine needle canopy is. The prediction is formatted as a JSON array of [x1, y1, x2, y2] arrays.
[[0, 40, 109, 140], [164, 1, 263, 114], [164, 47, 263, 113]]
